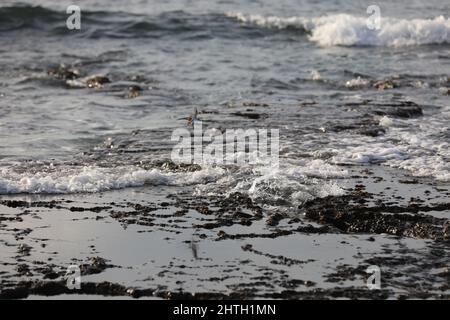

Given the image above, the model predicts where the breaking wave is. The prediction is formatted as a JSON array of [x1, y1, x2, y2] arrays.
[[227, 12, 450, 47], [0, 160, 347, 208], [0, 165, 227, 194]]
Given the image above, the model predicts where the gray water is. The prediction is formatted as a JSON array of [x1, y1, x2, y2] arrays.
[[0, 0, 449, 205]]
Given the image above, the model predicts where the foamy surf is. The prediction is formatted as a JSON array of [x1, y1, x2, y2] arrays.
[[329, 110, 450, 182], [226, 12, 450, 47], [241, 160, 346, 206], [0, 166, 227, 194], [0, 159, 348, 205], [194, 159, 348, 207]]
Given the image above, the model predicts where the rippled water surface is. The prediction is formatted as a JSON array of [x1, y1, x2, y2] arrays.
[[0, 0, 449, 204]]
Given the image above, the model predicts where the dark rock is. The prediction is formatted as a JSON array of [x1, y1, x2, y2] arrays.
[[86, 76, 110, 88], [374, 79, 397, 90]]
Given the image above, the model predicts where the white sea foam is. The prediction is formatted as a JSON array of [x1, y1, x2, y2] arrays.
[[227, 12, 450, 47], [332, 143, 410, 164], [329, 108, 450, 181], [379, 116, 394, 127], [246, 160, 346, 205], [345, 76, 370, 88], [0, 159, 347, 206], [386, 126, 450, 181], [311, 70, 323, 81], [0, 166, 226, 194]]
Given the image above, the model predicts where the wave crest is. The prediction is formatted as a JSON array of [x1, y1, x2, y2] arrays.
[[0, 166, 226, 194], [227, 12, 450, 47]]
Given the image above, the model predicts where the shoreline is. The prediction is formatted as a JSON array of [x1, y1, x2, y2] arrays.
[[0, 164, 449, 300]]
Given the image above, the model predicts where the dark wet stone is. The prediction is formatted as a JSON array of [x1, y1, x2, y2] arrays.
[[0, 286, 30, 299], [0, 199, 62, 209], [373, 106, 423, 118], [48, 66, 80, 80], [127, 288, 154, 298], [436, 268, 450, 280], [444, 222, 450, 241], [156, 161, 201, 172], [296, 224, 330, 234], [0, 280, 129, 299], [218, 229, 293, 240], [242, 102, 269, 107], [327, 119, 386, 137], [69, 206, 111, 213], [358, 127, 386, 137], [29, 281, 69, 296], [241, 244, 314, 266], [302, 190, 450, 241], [399, 179, 420, 184], [86, 75, 110, 88], [231, 111, 268, 120], [0, 200, 30, 208], [266, 213, 284, 226], [79, 257, 115, 275], [126, 85, 143, 98], [81, 281, 128, 296], [219, 192, 262, 213], [16, 264, 31, 276], [17, 244, 32, 255], [373, 79, 397, 90], [365, 101, 423, 119]]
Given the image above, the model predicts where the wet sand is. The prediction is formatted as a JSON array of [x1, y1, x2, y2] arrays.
[[0, 164, 449, 300]]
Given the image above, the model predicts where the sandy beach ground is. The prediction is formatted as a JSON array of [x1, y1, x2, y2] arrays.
[[1, 164, 449, 299]]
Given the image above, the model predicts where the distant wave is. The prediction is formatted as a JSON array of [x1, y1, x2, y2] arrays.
[[2, 6, 449, 46], [0, 5, 128, 34], [0, 5, 60, 31], [0, 5, 239, 39], [226, 12, 450, 47]]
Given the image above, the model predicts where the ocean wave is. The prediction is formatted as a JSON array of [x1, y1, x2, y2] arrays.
[[0, 165, 226, 194], [0, 5, 115, 32], [3, 6, 450, 46], [0, 5, 238, 39], [194, 159, 348, 207], [345, 76, 370, 89], [329, 111, 450, 181], [243, 160, 346, 206], [0, 5, 60, 31], [225, 12, 309, 33], [0, 159, 348, 210], [331, 142, 450, 182], [226, 12, 450, 47]]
